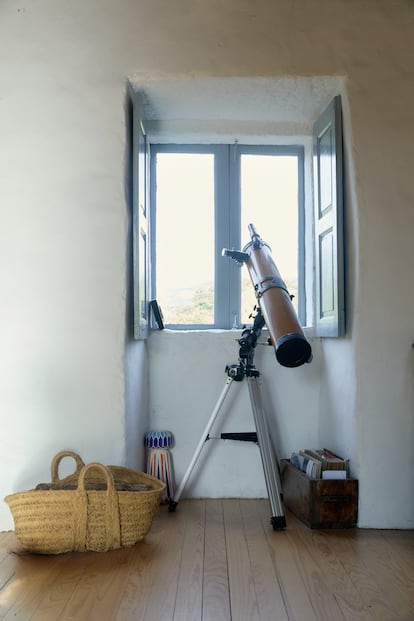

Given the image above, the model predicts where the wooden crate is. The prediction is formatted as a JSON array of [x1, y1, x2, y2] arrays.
[[280, 459, 358, 528]]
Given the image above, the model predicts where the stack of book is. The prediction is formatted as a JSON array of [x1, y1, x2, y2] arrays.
[[289, 448, 349, 479]]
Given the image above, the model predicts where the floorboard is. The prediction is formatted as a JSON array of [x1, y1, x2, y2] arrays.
[[202, 499, 231, 621]]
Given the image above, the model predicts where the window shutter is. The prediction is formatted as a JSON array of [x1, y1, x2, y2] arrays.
[[132, 94, 149, 339], [313, 95, 345, 337]]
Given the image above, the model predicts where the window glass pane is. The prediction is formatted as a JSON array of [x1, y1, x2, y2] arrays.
[[240, 155, 298, 324], [155, 152, 215, 324]]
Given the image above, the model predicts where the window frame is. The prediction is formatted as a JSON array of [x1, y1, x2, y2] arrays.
[[149, 143, 306, 330]]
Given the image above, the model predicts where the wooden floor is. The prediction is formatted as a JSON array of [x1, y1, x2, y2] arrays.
[[0, 499, 413, 621]]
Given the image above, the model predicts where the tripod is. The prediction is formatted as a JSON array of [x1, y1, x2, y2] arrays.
[[168, 310, 286, 530]]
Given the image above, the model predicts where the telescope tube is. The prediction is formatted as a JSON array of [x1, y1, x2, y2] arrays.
[[243, 224, 312, 368]]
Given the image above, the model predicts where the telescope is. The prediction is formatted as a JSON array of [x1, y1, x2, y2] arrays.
[[223, 224, 312, 368], [169, 224, 311, 528]]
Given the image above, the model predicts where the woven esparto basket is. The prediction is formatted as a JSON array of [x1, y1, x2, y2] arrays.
[[47, 450, 159, 492], [5, 461, 165, 555]]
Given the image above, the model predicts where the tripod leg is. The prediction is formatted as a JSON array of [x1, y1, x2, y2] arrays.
[[247, 377, 286, 529], [169, 376, 234, 512]]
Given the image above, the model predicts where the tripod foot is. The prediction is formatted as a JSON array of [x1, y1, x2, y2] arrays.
[[168, 500, 178, 513], [271, 515, 286, 530]]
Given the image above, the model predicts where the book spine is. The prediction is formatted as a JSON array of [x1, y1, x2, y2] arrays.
[[291, 452, 319, 478], [299, 451, 321, 479], [317, 449, 348, 471]]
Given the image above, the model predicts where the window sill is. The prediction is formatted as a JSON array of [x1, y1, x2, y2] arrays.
[[150, 326, 315, 339]]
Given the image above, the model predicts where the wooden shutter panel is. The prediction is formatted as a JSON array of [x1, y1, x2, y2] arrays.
[[313, 95, 345, 337], [132, 94, 149, 339]]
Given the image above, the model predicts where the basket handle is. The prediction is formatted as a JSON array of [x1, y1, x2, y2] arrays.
[[51, 451, 85, 484], [73, 463, 121, 552]]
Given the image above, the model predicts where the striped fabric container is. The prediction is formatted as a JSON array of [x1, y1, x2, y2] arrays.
[[144, 431, 175, 503]]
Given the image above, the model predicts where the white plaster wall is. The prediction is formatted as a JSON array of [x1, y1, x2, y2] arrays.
[[0, 2, 134, 530], [0, 0, 413, 529]]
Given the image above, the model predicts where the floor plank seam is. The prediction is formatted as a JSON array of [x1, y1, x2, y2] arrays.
[[0, 571, 15, 594], [221, 500, 233, 621]]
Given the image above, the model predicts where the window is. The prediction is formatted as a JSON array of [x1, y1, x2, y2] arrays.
[[150, 144, 305, 329]]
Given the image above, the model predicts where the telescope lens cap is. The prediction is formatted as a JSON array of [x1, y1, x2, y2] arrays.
[[275, 333, 312, 368]]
